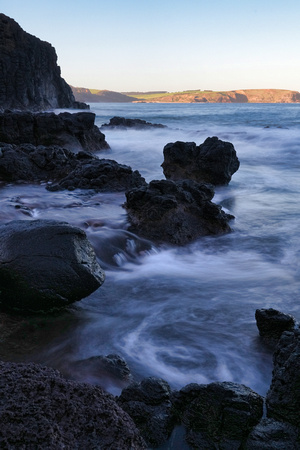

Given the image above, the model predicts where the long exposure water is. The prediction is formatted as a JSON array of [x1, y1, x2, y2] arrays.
[[1, 103, 300, 400]]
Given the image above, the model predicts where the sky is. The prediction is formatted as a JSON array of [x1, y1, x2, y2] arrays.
[[1, 0, 300, 93]]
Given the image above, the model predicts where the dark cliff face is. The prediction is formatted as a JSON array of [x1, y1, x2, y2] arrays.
[[0, 14, 88, 111]]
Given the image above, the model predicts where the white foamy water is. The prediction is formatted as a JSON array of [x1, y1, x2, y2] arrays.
[[1, 103, 300, 398]]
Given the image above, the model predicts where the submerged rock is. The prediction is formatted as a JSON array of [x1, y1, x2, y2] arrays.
[[101, 116, 166, 129], [124, 179, 233, 245], [162, 136, 240, 185], [0, 111, 109, 152], [0, 220, 105, 312], [0, 361, 146, 449]]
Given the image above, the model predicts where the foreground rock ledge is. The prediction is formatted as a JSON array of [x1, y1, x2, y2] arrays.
[[125, 179, 233, 245], [0, 361, 146, 449], [0, 220, 105, 312]]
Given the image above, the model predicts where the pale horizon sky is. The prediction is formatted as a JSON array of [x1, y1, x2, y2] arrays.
[[2, 0, 300, 93]]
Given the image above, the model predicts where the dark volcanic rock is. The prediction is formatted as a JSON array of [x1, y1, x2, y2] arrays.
[[101, 116, 166, 129], [162, 137, 240, 185], [71, 354, 131, 382], [47, 157, 146, 192], [0, 143, 78, 182], [0, 144, 145, 193], [118, 377, 174, 447], [173, 381, 264, 449], [245, 418, 299, 449], [0, 361, 146, 449], [255, 308, 296, 343], [0, 14, 87, 111], [124, 179, 233, 245], [0, 220, 105, 312], [266, 329, 300, 428], [0, 111, 109, 151]]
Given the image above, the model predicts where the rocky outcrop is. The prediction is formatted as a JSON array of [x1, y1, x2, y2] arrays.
[[255, 308, 296, 344], [101, 116, 166, 130], [0, 111, 109, 151], [162, 137, 240, 185], [47, 157, 146, 192], [0, 14, 87, 111], [0, 220, 105, 312], [266, 329, 300, 429], [173, 382, 264, 449], [124, 179, 233, 245], [0, 361, 146, 449], [245, 418, 299, 449], [118, 377, 174, 448]]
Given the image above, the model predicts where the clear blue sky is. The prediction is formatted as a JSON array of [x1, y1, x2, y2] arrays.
[[2, 0, 300, 92]]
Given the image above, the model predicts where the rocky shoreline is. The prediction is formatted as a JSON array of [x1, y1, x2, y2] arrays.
[[0, 11, 299, 449]]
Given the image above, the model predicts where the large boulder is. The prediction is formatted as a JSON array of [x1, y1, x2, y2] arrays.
[[101, 116, 166, 130], [266, 329, 300, 428], [124, 179, 233, 245], [0, 220, 105, 312], [0, 14, 87, 111], [0, 361, 146, 449], [161, 137, 240, 185], [173, 382, 264, 449], [0, 111, 109, 152]]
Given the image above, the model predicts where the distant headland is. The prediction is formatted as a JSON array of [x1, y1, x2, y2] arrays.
[[71, 87, 300, 104]]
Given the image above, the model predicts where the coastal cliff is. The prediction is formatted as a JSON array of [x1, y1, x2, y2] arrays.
[[0, 14, 87, 111]]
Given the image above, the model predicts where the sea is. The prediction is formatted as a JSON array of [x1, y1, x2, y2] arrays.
[[1, 102, 300, 402]]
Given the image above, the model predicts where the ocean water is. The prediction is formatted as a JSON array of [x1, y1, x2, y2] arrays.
[[1, 103, 300, 399]]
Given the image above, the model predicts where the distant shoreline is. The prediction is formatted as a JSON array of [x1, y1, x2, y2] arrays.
[[72, 87, 300, 104]]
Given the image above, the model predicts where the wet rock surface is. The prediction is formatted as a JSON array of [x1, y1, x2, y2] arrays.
[[118, 377, 174, 448], [255, 308, 296, 344], [0, 361, 146, 449], [47, 157, 146, 192], [172, 381, 264, 449], [101, 116, 166, 129], [162, 136, 240, 185], [266, 329, 300, 429], [245, 418, 299, 449], [125, 178, 234, 245], [0, 111, 109, 152], [0, 219, 105, 312]]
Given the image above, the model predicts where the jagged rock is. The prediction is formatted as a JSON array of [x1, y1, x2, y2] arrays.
[[0, 220, 105, 312], [124, 179, 233, 245], [172, 382, 264, 449], [245, 418, 299, 449], [101, 116, 166, 129], [161, 137, 240, 185], [118, 377, 174, 447], [0, 361, 146, 449], [0, 14, 87, 111], [0, 111, 109, 151], [47, 158, 146, 192], [255, 308, 296, 343], [266, 329, 300, 428]]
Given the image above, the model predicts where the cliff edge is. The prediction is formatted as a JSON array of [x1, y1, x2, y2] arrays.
[[0, 14, 88, 111]]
